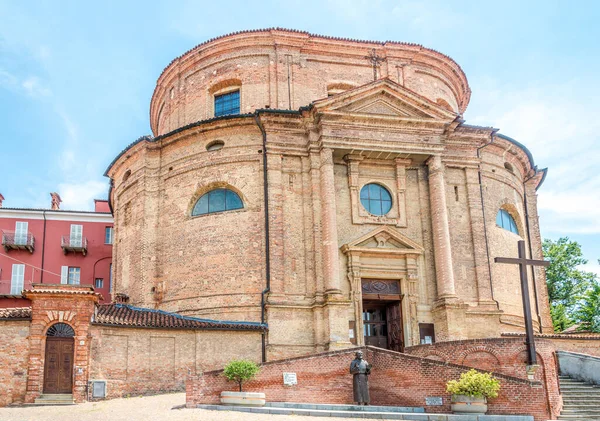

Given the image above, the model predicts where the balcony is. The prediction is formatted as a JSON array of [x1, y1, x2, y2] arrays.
[[1, 230, 34, 253], [61, 235, 88, 256]]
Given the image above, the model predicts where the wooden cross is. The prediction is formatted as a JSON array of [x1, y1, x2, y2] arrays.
[[365, 48, 386, 81], [495, 240, 549, 366]]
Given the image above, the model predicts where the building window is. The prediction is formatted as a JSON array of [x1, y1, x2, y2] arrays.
[[192, 188, 243, 216], [360, 183, 393, 216], [95, 278, 104, 289], [109, 263, 113, 292], [15, 221, 28, 245], [105, 227, 114, 244], [214, 90, 240, 117], [61, 266, 81, 285], [496, 209, 519, 234], [70, 224, 83, 247], [10, 264, 25, 295]]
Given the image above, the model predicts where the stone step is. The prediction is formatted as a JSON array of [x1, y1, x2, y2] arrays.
[[562, 409, 600, 413], [265, 402, 425, 413], [34, 394, 75, 405], [194, 403, 535, 420]]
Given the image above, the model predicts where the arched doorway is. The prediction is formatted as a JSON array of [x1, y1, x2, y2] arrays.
[[43, 323, 75, 394]]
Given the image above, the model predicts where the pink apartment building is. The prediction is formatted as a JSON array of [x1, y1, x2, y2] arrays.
[[0, 193, 113, 307]]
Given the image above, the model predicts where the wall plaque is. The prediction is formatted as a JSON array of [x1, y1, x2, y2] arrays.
[[425, 397, 443, 406], [283, 372, 297, 386]]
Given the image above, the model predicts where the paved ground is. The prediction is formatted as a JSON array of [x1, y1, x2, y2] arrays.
[[0, 393, 361, 421]]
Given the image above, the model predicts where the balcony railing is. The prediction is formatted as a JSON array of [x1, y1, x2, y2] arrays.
[[1, 230, 34, 253], [61, 235, 88, 256]]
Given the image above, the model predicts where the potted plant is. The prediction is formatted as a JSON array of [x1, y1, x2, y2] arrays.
[[220, 359, 265, 406], [446, 369, 500, 414]]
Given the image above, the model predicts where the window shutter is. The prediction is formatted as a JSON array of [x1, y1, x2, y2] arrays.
[[11, 264, 25, 295], [70, 224, 83, 247], [61, 266, 68, 284], [15, 222, 28, 245]]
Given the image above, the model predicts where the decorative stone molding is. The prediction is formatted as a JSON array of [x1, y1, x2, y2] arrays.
[[342, 226, 424, 346], [345, 155, 411, 227]]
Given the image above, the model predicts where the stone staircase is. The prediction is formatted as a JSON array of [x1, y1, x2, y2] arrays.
[[559, 375, 600, 420], [34, 394, 75, 405]]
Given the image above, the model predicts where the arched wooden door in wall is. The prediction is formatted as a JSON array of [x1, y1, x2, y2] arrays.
[[43, 323, 75, 394]]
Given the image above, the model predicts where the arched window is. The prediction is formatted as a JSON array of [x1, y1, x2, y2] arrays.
[[496, 209, 519, 234], [46, 323, 75, 337], [360, 184, 393, 216], [192, 188, 243, 216]]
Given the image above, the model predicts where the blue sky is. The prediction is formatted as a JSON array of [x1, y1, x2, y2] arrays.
[[1, 0, 599, 272]]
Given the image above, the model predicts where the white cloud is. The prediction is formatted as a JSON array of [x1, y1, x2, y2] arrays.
[[0, 68, 52, 97], [579, 263, 600, 278], [57, 180, 108, 211], [22, 76, 51, 97], [466, 79, 600, 236]]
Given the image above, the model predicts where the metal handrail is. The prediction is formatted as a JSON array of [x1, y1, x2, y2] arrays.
[[1, 230, 35, 247], [61, 235, 88, 249]]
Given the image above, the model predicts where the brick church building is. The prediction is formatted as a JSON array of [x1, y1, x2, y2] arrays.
[[2, 29, 598, 419], [105, 28, 550, 360]]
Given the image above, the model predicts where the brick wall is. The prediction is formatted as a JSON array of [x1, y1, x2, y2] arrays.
[[0, 320, 30, 406], [187, 346, 554, 420], [502, 333, 600, 358], [405, 337, 562, 419], [88, 325, 262, 399]]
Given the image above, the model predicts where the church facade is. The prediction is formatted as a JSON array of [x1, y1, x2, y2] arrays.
[[106, 28, 551, 361]]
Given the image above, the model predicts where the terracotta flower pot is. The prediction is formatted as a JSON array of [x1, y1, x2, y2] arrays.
[[450, 394, 488, 414], [220, 391, 266, 406]]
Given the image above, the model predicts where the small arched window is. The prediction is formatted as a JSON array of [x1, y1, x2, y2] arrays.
[[496, 209, 519, 234], [360, 183, 393, 216], [47, 323, 75, 337], [192, 188, 243, 216]]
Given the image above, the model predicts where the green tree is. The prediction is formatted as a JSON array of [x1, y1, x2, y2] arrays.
[[543, 238, 599, 332], [223, 360, 260, 392], [575, 274, 600, 332]]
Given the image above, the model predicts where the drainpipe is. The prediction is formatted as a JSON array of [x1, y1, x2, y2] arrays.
[[476, 131, 500, 309], [254, 112, 271, 363], [523, 172, 542, 332], [40, 210, 47, 284]]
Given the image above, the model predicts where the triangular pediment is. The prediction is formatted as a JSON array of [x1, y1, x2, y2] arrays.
[[312, 78, 458, 122], [341, 226, 424, 254]]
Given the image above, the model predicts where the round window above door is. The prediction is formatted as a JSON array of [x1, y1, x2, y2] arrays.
[[360, 183, 393, 216]]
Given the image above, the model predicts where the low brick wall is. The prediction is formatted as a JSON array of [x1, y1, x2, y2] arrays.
[[186, 346, 554, 420], [405, 338, 561, 419], [0, 320, 30, 406], [88, 325, 262, 400]]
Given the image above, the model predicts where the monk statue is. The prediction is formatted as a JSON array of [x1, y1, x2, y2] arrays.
[[350, 350, 371, 405]]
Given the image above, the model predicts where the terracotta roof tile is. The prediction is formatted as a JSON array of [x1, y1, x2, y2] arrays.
[[0, 307, 32, 320], [94, 303, 267, 331]]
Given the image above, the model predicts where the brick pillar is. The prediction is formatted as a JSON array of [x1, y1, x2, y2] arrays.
[[427, 155, 456, 300], [320, 148, 341, 296]]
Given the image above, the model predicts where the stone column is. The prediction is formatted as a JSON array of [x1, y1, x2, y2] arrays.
[[320, 148, 341, 296], [427, 155, 457, 300]]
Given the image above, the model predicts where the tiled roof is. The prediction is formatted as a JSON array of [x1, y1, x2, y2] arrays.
[[94, 303, 267, 331], [0, 307, 32, 320]]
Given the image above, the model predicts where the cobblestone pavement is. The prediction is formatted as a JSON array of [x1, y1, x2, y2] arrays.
[[0, 393, 362, 421]]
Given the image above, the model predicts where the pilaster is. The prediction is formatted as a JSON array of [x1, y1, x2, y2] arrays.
[[319, 148, 341, 296], [426, 155, 457, 302]]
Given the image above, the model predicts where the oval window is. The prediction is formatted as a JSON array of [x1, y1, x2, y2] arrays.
[[360, 184, 393, 216], [207, 140, 224, 151]]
